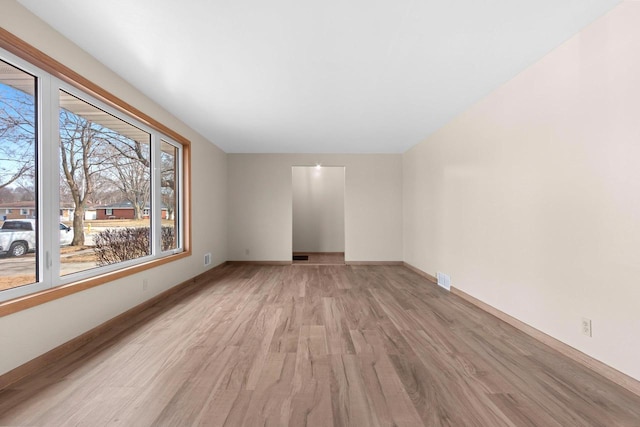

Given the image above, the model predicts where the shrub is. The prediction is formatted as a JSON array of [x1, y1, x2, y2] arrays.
[[94, 226, 175, 266], [161, 226, 175, 252]]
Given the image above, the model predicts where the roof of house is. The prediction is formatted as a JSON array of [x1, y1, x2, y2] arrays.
[[97, 201, 167, 210], [0, 201, 36, 208]]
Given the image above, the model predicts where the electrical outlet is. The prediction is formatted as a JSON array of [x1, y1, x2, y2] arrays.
[[245, 248, 250, 256], [581, 318, 592, 337], [204, 253, 212, 266], [142, 279, 148, 292]]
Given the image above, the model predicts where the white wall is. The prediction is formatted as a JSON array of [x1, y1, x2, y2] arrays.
[[403, 1, 640, 381], [0, 1, 227, 376], [228, 154, 402, 262], [292, 166, 345, 253]]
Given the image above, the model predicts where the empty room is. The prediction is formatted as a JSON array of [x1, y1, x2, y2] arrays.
[[1, 0, 640, 425]]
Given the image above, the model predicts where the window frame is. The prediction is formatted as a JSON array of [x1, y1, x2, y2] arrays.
[[0, 29, 191, 317], [158, 138, 183, 254]]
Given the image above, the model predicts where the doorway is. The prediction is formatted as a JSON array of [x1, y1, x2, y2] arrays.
[[292, 166, 345, 265]]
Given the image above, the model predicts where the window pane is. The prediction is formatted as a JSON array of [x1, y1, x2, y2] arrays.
[[160, 140, 178, 251], [0, 60, 37, 291], [58, 90, 151, 276]]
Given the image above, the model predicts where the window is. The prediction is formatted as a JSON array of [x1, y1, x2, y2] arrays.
[[161, 140, 180, 252], [2, 220, 34, 231], [0, 59, 37, 291], [0, 35, 189, 307], [59, 90, 153, 276]]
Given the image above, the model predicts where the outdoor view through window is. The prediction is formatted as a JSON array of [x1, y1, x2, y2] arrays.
[[0, 60, 37, 291], [0, 46, 185, 303], [58, 90, 153, 276], [161, 140, 179, 252]]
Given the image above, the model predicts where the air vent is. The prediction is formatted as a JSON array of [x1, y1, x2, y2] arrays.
[[436, 272, 451, 291]]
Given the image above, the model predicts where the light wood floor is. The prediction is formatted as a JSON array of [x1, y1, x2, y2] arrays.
[[1, 265, 640, 426]]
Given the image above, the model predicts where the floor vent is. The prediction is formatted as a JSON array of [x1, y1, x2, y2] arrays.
[[436, 272, 451, 291], [293, 255, 309, 261]]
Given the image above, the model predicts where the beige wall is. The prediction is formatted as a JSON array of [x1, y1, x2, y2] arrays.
[[404, 1, 640, 381], [228, 154, 402, 262], [292, 166, 345, 253], [0, 1, 228, 376]]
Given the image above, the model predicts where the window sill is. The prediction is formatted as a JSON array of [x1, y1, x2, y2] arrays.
[[0, 250, 190, 318]]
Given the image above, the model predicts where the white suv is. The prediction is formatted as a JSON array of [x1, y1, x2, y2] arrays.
[[0, 219, 73, 257]]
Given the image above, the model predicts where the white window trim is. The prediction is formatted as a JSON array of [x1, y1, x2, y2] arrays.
[[0, 45, 187, 304], [158, 138, 184, 255]]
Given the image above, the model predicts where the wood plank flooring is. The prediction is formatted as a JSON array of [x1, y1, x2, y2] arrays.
[[1, 264, 640, 426]]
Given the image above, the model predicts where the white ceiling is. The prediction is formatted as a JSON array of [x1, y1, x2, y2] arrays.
[[18, 0, 620, 153]]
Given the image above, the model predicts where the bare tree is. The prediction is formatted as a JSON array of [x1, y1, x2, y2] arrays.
[[90, 180, 122, 206], [104, 146, 150, 220], [96, 129, 150, 220], [59, 109, 110, 245], [106, 138, 150, 168], [160, 150, 176, 220], [0, 82, 35, 191], [91, 124, 152, 220]]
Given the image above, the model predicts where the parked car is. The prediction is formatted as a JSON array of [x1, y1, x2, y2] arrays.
[[0, 219, 73, 257]]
